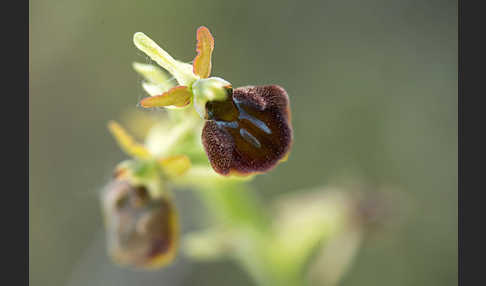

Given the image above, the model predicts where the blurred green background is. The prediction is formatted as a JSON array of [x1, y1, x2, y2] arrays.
[[29, 0, 457, 285]]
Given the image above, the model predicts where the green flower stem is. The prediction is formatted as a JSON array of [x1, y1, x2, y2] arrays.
[[155, 121, 348, 286], [193, 182, 307, 286], [148, 116, 200, 158]]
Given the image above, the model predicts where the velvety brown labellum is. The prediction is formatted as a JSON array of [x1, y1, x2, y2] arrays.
[[202, 85, 293, 176], [101, 180, 177, 268]]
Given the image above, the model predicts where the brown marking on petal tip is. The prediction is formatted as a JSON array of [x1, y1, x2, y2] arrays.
[[113, 167, 128, 179], [201, 85, 293, 176]]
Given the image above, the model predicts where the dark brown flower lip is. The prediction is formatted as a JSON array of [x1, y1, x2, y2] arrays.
[[101, 180, 178, 268], [201, 85, 293, 176]]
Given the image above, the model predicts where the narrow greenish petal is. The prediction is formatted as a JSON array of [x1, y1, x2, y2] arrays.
[[133, 32, 197, 86], [107, 121, 152, 160], [193, 26, 214, 78], [142, 82, 172, 97], [132, 62, 172, 84], [159, 155, 191, 177], [140, 86, 192, 108]]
